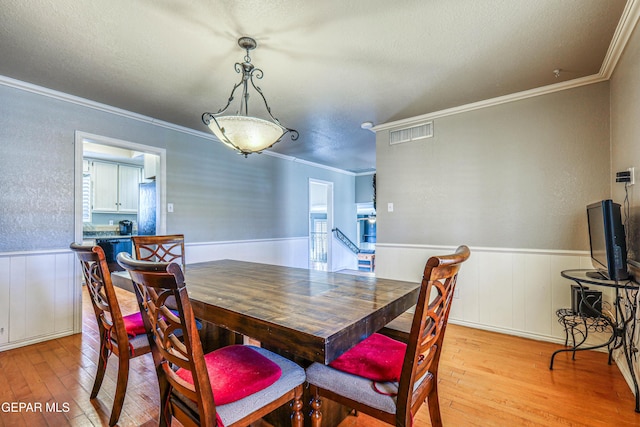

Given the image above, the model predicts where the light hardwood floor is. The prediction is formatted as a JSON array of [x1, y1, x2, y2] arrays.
[[0, 285, 638, 426]]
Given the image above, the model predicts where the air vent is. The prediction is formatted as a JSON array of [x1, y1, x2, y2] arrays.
[[389, 122, 433, 145]]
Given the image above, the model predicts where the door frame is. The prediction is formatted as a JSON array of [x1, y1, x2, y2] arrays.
[[73, 130, 167, 245], [308, 178, 334, 271]]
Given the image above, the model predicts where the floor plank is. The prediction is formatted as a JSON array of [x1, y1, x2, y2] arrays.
[[0, 286, 637, 426]]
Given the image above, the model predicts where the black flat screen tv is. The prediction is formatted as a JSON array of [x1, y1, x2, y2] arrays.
[[586, 199, 629, 281]]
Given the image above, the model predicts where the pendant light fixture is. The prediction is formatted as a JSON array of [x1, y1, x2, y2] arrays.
[[202, 37, 298, 156]]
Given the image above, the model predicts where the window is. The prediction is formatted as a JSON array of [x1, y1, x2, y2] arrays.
[[82, 173, 91, 222]]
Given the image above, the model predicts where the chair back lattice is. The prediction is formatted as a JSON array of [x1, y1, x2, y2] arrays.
[[397, 245, 470, 424], [132, 234, 186, 271], [70, 243, 130, 355], [117, 253, 217, 426]]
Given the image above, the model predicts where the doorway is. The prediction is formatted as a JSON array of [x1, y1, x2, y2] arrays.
[[73, 131, 166, 244], [309, 179, 334, 271]]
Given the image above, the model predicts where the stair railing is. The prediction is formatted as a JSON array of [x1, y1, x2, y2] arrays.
[[332, 228, 360, 254]]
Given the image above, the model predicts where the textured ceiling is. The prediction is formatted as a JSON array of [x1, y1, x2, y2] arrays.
[[0, 0, 631, 172]]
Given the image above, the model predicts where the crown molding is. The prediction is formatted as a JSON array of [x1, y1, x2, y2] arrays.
[[292, 155, 356, 176], [373, 0, 640, 133], [371, 75, 606, 132], [0, 74, 216, 139], [0, 74, 354, 175], [600, 0, 640, 78], [247, 147, 355, 175], [5, 0, 639, 171]]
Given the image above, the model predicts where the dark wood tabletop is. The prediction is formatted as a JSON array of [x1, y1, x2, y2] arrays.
[[185, 259, 420, 364]]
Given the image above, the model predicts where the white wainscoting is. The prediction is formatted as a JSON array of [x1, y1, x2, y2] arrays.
[[0, 241, 604, 351], [330, 235, 359, 272], [185, 236, 357, 272], [375, 243, 614, 341], [375, 243, 637, 391], [0, 237, 313, 352], [8, 241, 633, 394], [0, 250, 82, 352], [185, 237, 311, 268]]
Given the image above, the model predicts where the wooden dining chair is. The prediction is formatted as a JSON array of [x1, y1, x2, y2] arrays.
[[116, 252, 306, 427], [306, 245, 470, 427], [132, 234, 186, 271], [70, 243, 151, 426]]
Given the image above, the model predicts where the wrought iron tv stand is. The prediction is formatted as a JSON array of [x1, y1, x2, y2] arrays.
[[550, 269, 639, 412]]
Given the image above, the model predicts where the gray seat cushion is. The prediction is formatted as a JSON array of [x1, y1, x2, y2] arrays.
[[127, 333, 150, 351], [306, 362, 399, 414], [306, 362, 429, 415]]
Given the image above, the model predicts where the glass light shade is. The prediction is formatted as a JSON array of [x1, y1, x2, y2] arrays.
[[208, 116, 285, 153]]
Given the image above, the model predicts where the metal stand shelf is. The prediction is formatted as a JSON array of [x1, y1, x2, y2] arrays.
[[552, 307, 614, 366], [549, 270, 639, 412]]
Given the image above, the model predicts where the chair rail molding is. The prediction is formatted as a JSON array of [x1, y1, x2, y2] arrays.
[[375, 243, 640, 392], [375, 243, 599, 342]]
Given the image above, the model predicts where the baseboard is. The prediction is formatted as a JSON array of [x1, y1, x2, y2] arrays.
[[0, 330, 77, 352]]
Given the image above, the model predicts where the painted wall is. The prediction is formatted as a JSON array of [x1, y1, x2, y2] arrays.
[[376, 83, 611, 251], [0, 82, 356, 252], [611, 20, 640, 264], [0, 78, 358, 350], [373, 83, 615, 357], [610, 16, 640, 393], [355, 173, 375, 204]]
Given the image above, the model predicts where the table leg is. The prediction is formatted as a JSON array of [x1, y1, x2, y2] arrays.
[[260, 344, 352, 427], [198, 321, 243, 353]]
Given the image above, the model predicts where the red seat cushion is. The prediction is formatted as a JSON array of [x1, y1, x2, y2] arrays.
[[122, 312, 146, 337], [329, 333, 406, 382], [175, 345, 282, 405], [121, 310, 202, 338]]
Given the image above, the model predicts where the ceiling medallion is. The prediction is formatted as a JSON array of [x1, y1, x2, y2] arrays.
[[202, 37, 298, 156]]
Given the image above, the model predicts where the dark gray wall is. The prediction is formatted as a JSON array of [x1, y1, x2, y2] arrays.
[[0, 83, 356, 252], [376, 82, 610, 250]]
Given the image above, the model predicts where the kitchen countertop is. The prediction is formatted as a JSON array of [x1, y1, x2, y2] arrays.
[[83, 234, 137, 239], [82, 234, 139, 245]]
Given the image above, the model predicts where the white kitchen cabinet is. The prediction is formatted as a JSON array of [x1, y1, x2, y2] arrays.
[[118, 164, 142, 212], [92, 161, 119, 211], [143, 153, 159, 179], [91, 160, 141, 213]]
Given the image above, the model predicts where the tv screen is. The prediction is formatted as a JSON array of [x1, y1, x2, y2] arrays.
[[586, 199, 629, 281]]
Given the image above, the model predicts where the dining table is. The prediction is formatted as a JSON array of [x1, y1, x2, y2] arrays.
[[113, 258, 421, 426], [184, 259, 421, 365]]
